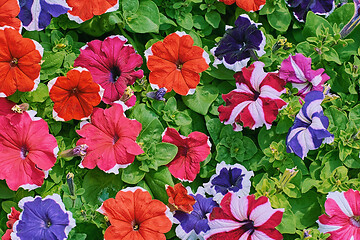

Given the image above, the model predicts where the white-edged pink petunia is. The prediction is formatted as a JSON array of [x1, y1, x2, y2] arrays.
[[204, 192, 284, 240], [218, 61, 287, 131], [279, 53, 330, 98], [317, 189, 360, 240]]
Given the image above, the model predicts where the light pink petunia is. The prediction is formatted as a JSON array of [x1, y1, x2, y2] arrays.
[[0, 111, 58, 191], [162, 128, 211, 182], [205, 192, 284, 240], [317, 189, 360, 240], [279, 53, 330, 98], [74, 35, 143, 104], [218, 61, 287, 131], [76, 103, 144, 174]]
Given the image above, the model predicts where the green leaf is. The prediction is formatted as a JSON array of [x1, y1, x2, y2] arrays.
[[152, 142, 178, 165], [193, 15, 209, 30], [349, 104, 360, 128], [267, 5, 291, 32], [144, 167, 174, 203], [206, 118, 224, 145], [182, 85, 219, 115], [323, 48, 341, 64], [129, 104, 158, 128], [0, 181, 15, 199], [276, 116, 293, 134], [122, 0, 139, 14], [126, 0, 160, 33], [122, 160, 146, 184], [176, 12, 193, 30], [41, 51, 65, 72], [26, 83, 49, 102], [302, 11, 333, 38], [138, 118, 164, 144], [49, 164, 63, 184], [205, 11, 221, 28], [2, 201, 17, 213]]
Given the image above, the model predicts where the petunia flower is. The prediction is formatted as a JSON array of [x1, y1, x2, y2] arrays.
[[76, 103, 144, 174], [279, 53, 330, 98], [317, 189, 360, 240], [218, 0, 266, 12], [2, 207, 20, 240], [48, 67, 104, 121], [218, 61, 287, 131], [0, 98, 15, 115], [0, 26, 43, 97], [113, 86, 136, 111], [286, 91, 334, 159], [203, 161, 254, 204], [204, 192, 284, 240], [0, 0, 21, 31], [11, 194, 76, 239], [162, 128, 211, 182], [286, 0, 335, 22], [67, 0, 119, 24], [211, 14, 266, 72], [0, 111, 58, 191], [174, 188, 219, 240], [166, 183, 196, 213], [18, 0, 70, 31], [145, 31, 210, 96], [98, 187, 173, 240], [74, 35, 143, 104]]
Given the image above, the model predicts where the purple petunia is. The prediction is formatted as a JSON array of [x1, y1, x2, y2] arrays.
[[286, 91, 334, 159], [211, 14, 266, 72], [286, 0, 335, 22], [11, 194, 75, 240]]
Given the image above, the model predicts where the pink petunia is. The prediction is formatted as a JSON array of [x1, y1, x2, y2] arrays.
[[317, 189, 360, 240], [74, 35, 143, 104], [279, 53, 330, 98], [0, 98, 15, 115], [205, 192, 284, 240], [218, 61, 287, 131], [0, 111, 58, 191], [76, 103, 144, 174], [162, 128, 211, 182]]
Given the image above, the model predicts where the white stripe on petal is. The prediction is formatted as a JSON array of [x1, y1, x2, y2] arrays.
[[250, 62, 267, 91], [250, 201, 284, 227], [247, 99, 265, 129], [259, 85, 284, 99], [224, 100, 253, 126], [311, 74, 322, 86], [207, 219, 243, 236], [305, 99, 323, 119], [230, 194, 248, 221], [290, 56, 308, 82], [287, 127, 306, 141], [317, 220, 343, 233], [327, 191, 354, 217], [251, 230, 276, 240], [24, 0, 41, 31]]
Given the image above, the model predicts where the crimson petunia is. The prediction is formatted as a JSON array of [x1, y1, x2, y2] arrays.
[[162, 128, 211, 181], [0, 111, 58, 191], [145, 32, 210, 96], [218, 0, 266, 12], [76, 103, 144, 174], [0, 98, 15, 115], [74, 35, 143, 104], [1, 207, 20, 240], [0, 0, 21, 31], [48, 67, 104, 121], [0, 26, 43, 97]]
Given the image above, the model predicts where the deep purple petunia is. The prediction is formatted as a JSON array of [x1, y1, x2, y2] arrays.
[[286, 0, 335, 22], [211, 14, 266, 72], [18, 0, 70, 31], [74, 35, 144, 104], [11, 194, 75, 240]]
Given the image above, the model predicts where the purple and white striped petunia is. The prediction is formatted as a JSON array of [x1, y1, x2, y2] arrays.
[[211, 14, 266, 72], [11, 194, 76, 240], [279, 53, 330, 98], [203, 161, 253, 204], [286, 0, 335, 22], [317, 189, 360, 240], [286, 91, 334, 159], [204, 192, 284, 240], [218, 61, 287, 131], [18, 0, 70, 31]]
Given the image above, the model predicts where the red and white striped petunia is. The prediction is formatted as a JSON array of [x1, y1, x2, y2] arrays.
[[218, 61, 286, 131], [205, 192, 284, 239]]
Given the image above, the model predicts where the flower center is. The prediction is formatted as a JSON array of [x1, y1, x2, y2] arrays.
[[20, 146, 29, 159], [110, 66, 121, 83], [46, 220, 52, 228], [175, 60, 183, 70], [10, 58, 18, 67], [132, 220, 140, 231], [70, 88, 78, 95], [113, 135, 119, 144], [351, 216, 360, 227], [241, 219, 255, 234], [253, 91, 260, 100]]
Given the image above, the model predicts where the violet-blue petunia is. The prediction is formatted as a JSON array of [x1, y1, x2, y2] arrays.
[[286, 0, 335, 22], [286, 91, 334, 159], [11, 194, 76, 240], [18, 0, 70, 31], [211, 14, 266, 72]]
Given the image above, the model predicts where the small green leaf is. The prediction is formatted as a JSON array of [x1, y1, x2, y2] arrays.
[[144, 167, 174, 203], [205, 11, 221, 28], [122, 160, 146, 184], [182, 85, 219, 115]]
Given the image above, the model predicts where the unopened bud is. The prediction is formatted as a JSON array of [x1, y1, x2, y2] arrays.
[[66, 172, 75, 196]]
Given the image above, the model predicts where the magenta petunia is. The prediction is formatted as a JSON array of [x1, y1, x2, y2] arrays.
[[205, 192, 284, 240], [0, 98, 15, 115], [76, 103, 144, 174], [317, 189, 360, 240], [162, 128, 211, 182], [74, 35, 143, 104], [218, 61, 287, 131], [0, 111, 58, 191], [279, 53, 330, 98]]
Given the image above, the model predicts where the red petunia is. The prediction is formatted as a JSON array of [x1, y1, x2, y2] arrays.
[[145, 32, 210, 96], [166, 183, 196, 213], [76, 103, 144, 174], [1, 207, 20, 240], [162, 128, 211, 181], [48, 67, 104, 121], [0, 0, 21, 31], [218, 0, 266, 12], [0, 98, 15, 115], [98, 187, 173, 240], [67, 0, 119, 23], [0, 111, 58, 191], [0, 26, 43, 97]]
